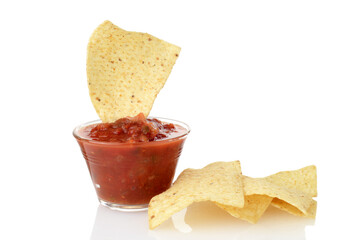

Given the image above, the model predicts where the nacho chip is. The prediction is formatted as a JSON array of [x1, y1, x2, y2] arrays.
[[243, 175, 316, 218], [217, 166, 317, 223], [148, 163, 317, 229], [271, 198, 317, 218], [265, 165, 317, 218], [148, 161, 244, 229], [216, 194, 273, 224], [87, 20, 181, 122], [265, 165, 317, 197]]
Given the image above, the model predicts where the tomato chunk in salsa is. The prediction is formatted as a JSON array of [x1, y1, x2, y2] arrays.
[[74, 114, 189, 206]]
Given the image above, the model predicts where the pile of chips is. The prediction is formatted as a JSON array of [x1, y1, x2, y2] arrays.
[[148, 161, 317, 229]]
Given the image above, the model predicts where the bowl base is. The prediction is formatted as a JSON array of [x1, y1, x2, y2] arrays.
[[99, 199, 148, 212]]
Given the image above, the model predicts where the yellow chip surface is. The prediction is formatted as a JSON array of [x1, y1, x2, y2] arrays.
[[216, 194, 273, 224], [265, 165, 317, 218], [147, 163, 317, 229], [271, 198, 317, 218], [242, 176, 315, 217], [148, 161, 244, 229], [87, 20, 181, 122], [265, 165, 317, 197], [217, 166, 317, 223]]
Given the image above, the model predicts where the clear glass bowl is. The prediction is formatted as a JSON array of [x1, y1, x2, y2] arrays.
[[73, 117, 190, 211]]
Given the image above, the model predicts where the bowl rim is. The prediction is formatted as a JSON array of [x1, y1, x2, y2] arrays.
[[72, 116, 191, 145]]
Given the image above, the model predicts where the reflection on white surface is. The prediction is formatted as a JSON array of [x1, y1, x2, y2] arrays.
[[170, 208, 192, 233], [90, 201, 315, 240], [90, 205, 151, 240]]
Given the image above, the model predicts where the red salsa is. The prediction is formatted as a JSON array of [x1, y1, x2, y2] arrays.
[[86, 113, 179, 143], [74, 113, 189, 206]]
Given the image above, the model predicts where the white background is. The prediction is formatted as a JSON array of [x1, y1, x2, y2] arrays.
[[1, 0, 359, 239]]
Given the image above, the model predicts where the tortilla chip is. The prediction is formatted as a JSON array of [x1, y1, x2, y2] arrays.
[[264, 165, 317, 218], [217, 166, 317, 223], [216, 194, 273, 224], [271, 198, 317, 218], [148, 161, 244, 229], [87, 20, 180, 122], [242, 176, 315, 217], [265, 165, 317, 197], [148, 163, 317, 229]]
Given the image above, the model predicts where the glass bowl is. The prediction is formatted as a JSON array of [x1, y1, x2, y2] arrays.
[[73, 117, 190, 211]]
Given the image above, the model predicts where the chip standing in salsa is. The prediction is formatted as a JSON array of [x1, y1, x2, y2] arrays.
[[73, 113, 190, 210]]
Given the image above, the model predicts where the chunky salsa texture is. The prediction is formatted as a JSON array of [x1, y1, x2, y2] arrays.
[[74, 114, 188, 205], [86, 113, 177, 143]]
